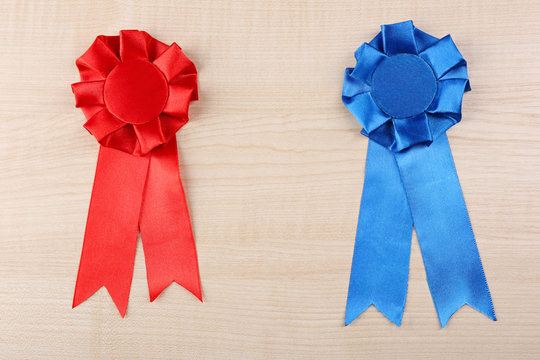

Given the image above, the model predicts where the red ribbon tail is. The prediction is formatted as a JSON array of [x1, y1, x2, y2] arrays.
[[73, 146, 150, 317], [139, 137, 202, 302]]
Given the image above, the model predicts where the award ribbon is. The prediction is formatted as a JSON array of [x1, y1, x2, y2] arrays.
[[72, 30, 201, 316], [342, 21, 496, 327]]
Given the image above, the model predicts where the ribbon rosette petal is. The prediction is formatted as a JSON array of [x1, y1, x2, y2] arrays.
[[343, 21, 495, 327], [72, 30, 201, 316]]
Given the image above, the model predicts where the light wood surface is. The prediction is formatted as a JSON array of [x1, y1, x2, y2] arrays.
[[1, 1, 540, 359]]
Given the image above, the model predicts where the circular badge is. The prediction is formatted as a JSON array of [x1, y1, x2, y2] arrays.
[[104, 59, 169, 124], [371, 54, 437, 118]]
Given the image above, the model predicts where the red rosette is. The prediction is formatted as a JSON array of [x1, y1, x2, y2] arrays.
[[71, 30, 201, 317], [72, 30, 198, 155]]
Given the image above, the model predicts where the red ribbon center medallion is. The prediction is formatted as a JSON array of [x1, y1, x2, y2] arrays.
[[104, 59, 169, 124]]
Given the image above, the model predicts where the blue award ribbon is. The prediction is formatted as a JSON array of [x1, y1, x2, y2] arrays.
[[343, 20, 496, 327]]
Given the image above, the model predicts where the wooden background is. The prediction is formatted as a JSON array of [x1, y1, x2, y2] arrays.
[[1, 0, 539, 358]]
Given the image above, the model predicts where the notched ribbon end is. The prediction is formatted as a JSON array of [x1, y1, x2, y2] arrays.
[[438, 301, 497, 328], [345, 301, 404, 327], [73, 284, 129, 318], [148, 279, 203, 303]]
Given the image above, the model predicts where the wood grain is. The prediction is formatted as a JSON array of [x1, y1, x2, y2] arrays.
[[1, 0, 540, 358]]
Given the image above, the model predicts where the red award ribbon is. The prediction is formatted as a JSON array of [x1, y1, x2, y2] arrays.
[[71, 30, 201, 316]]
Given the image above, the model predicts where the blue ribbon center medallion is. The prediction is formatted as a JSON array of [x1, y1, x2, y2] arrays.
[[371, 54, 437, 118]]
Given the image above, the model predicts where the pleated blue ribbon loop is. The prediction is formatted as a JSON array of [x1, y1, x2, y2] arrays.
[[343, 20, 496, 327]]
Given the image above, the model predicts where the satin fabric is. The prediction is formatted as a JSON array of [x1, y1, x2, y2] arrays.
[[346, 136, 496, 327], [72, 30, 201, 316], [73, 138, 202, 316], [343, 22, 470, 152], [72, 30, 197, 156], [343, 21, 495, 327]]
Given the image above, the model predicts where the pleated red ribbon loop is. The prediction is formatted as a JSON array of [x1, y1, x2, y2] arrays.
[[71, 30, 201, 316]]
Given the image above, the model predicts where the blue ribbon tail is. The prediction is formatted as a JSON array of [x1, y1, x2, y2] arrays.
[[394, 134, 496, 327], [346, 140, 413, 326]]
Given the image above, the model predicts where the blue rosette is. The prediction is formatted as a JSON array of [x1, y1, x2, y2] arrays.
[[343, 20, 496, 327]]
